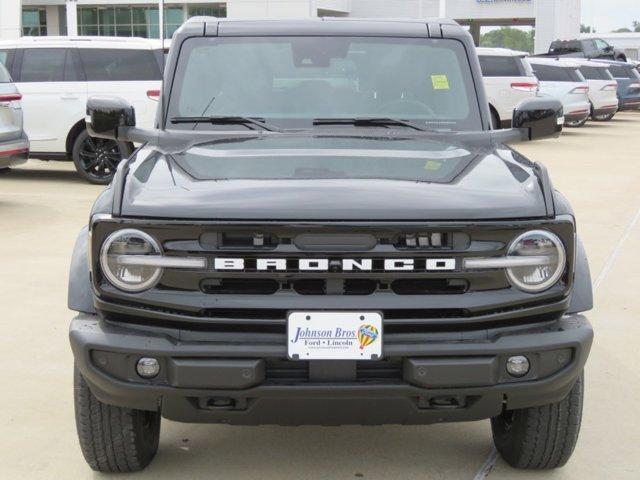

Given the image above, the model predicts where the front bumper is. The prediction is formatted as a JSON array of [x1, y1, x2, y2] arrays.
[[70, 313, 593, 426]]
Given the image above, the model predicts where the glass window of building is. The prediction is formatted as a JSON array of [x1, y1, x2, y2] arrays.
[[78, 3, 227, 39], [79, 6, 159, 37], [164, 7, 184, 39], [188, 3, 227, 17], [22, 8, 47, 36]]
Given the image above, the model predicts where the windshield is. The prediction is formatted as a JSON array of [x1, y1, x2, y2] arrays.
[[170, 136, 475, 183], [549, 40, 581, 53], [167, 36, 482, 131]]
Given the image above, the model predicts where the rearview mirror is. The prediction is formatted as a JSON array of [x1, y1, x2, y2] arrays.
[[86, 96, 136, 140], [513, 98, 563, 141]]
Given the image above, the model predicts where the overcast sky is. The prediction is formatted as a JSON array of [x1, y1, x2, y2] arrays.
[[582, 0, 640, 33]]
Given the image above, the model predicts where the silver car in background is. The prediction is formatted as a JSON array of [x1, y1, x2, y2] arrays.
[[0, 62, 29, 171]]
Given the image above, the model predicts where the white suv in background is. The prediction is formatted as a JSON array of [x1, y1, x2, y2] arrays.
[[527, 58, 591, 128], [477, 47, 538, 129], [575, 60, 619, 121], [0, 37, 163, 183]]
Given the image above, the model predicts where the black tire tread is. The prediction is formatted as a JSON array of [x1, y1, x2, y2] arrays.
[[492, 373, 583, 469], [74, 367, 159, 472]]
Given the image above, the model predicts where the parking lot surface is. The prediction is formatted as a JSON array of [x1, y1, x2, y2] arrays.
[[1, 114, 639, 479]]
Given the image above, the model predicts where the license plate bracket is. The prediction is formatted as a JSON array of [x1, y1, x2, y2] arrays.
[[287, 311, 383, 360]]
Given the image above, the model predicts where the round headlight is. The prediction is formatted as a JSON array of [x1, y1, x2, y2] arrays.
[[506, 230, 566, 293], [100, 229, 162, 292]]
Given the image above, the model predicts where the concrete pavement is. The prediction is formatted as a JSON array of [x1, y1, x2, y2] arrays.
[[1, 113, 639, 479]]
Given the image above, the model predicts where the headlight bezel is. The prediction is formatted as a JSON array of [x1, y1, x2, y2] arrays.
[[505, 229, 567, 293], [99, 228, 164, 293]]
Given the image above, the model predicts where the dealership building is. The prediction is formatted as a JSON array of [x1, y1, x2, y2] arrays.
[[1, 0, 580, 53]]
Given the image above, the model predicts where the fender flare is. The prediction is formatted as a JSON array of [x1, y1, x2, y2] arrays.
[[68, 226, 96, 314], [568, 236, 593, 314]]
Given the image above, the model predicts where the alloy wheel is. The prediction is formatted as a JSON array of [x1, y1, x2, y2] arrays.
[[78, 136, 123, 183]]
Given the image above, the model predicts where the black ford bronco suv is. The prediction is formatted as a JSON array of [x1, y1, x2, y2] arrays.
[[68, 17, 594, 473]]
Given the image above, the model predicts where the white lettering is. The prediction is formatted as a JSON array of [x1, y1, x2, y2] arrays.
[[256, 258, 287, 270], [299, 259, 329, 271], [426, 258, 456, 271], [216, 257, 457, 272], [214, 258, 244, 270], [384, 259, 414, 271], [342, 259, 373, 271]]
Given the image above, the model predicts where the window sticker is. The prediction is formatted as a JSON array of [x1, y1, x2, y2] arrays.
[[431, 74, 450, 90], [424, 160, 444, 171]]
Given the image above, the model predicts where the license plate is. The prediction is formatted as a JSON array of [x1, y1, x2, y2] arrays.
[[287, 311, 382, 360]]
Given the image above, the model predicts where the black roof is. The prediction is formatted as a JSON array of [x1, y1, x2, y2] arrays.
[[182, 16, 462, 38]]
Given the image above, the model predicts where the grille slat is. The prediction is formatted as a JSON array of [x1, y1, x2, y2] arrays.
[[264, 359, 403, 383], [199, 278, 467, 295]]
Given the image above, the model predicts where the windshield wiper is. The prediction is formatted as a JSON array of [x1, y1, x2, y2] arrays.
[[313, 117, 429, 131], [170, 116, 283, 132]]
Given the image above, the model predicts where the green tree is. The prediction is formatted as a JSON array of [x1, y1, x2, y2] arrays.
[[613, 27, 632, 33], [580, 24, 595, 33], [480, 27, 534, 53], [633, 21, 640, 32]]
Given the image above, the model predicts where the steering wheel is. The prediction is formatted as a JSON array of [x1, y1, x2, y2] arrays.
[[377, 98, 436, 116]]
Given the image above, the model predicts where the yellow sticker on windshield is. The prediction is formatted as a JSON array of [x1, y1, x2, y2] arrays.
[[431, 74, 450, 90], [424, 160, 443, 171]]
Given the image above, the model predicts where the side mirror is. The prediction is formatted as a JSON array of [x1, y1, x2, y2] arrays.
[[604, 45, 614, 52], [513, 98, 563, 141], [86, 96, 136, 140]]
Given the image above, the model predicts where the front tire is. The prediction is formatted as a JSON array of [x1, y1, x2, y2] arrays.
[[72, 129, 132, 185], [74, 366, 161, 472], [491, 372, 583, 470]]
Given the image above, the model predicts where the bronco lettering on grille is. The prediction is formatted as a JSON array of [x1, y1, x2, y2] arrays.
[[212, 258, 456, 271]]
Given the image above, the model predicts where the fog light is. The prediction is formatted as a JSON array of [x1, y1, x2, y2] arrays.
[[136, 357, 160, 379], [506, 355, 530, 377]]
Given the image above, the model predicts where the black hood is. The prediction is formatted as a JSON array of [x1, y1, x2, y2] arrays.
[[120, 134, 548, 221]]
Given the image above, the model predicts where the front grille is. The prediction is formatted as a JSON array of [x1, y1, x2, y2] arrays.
[[201, 278, 280, 295], [92, 219, 575, 328], [198, 230, 457, 251], [199, 278, 466, 296], [196, 308, 469, 321], [390, 279, 467, 295]]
